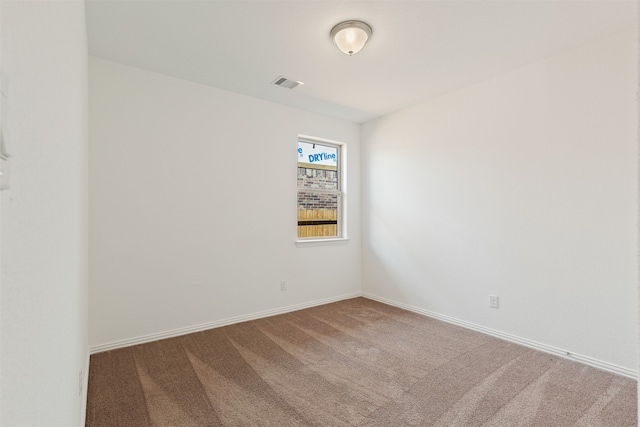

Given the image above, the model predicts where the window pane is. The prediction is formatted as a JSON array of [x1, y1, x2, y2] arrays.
[[297, 141, 338, 190], [297, 167, 338, 190], [297, 191, 338, 238]]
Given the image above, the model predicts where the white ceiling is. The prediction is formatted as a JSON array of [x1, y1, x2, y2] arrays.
[[85, 0, 637, 123]]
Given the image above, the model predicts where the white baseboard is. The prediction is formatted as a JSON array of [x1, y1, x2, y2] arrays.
[[81, 349, 90, 427], [89, 292, 362, 354], [89, 291, 637, 380], [362, 292, 638, 380]]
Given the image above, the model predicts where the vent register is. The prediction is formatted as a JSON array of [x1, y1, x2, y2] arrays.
[[272, 75, 304, 89]]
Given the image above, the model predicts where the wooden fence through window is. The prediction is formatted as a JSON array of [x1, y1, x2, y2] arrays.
[[298, 209, 337, 238]]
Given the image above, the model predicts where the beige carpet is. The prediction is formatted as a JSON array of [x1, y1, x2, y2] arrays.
[[86, 298, 637, 426]]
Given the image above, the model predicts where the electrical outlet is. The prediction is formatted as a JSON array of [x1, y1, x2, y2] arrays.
[[280, 280, 287, 291], [489, 295, 499, 309]]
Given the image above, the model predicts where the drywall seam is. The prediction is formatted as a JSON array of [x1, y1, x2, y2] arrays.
[[363, 292, 637, 380], [89, 292, 361, 354]]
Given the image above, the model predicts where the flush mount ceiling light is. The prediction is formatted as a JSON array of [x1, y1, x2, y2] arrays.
[[330, 20, 372, 56]]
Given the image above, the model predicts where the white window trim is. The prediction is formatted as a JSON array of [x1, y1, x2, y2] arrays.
[[295, 238, 350, 248], [296, 135, 348, 246]]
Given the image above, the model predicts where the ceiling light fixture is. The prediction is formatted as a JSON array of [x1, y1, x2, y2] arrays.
[[330, 20, 372, 56]]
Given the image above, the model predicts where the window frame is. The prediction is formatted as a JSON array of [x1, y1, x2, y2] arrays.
[[296, 135, 348, 246]]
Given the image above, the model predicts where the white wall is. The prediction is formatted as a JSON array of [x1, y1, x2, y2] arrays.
[[362, 28, 638, 372], [636, 10, 640, 420], [1, 1, 89, 426], [89, 58, 361, 348]]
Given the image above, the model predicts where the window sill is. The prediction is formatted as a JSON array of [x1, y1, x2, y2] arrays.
[[296, 238, 349, 248]]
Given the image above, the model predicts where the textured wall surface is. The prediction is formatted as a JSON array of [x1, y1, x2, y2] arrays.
[[89, 57, 361, 348], [1, 1, 89, 425], [362, 28, 638, 371]]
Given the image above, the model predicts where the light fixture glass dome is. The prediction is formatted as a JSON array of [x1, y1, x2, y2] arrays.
[[330, 21, 372, 56]]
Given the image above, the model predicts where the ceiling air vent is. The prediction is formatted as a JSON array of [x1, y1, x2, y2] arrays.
[[272, 75, 304, 90]]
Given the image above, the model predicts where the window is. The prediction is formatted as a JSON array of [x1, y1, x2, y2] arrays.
[[297, 137, 345, 241]]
